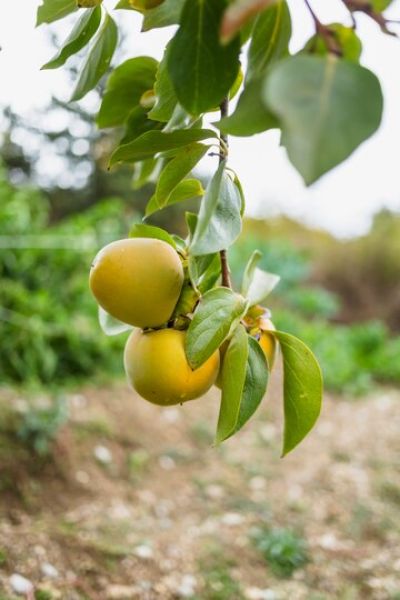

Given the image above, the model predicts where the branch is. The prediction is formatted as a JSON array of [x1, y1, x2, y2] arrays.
[[303, 0, 343, 56], [219, 97, 232, 289]]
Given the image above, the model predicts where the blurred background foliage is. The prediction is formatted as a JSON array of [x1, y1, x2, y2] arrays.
[[1, 82, 400, 396]]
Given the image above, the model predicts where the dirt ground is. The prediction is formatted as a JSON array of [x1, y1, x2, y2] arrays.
[[0, 371, 400, 600]]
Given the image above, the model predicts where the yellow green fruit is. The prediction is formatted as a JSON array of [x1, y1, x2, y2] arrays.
[[89, 238, 184, 328], [258, 317, 277, 369], [124, 329, 220, 406]]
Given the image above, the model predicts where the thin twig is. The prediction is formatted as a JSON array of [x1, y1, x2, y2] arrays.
[[303, 0, 343, 56], [219, 97, 232, 289]]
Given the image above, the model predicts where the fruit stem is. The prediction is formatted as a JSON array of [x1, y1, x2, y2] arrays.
[[219, 97, 232, 289]]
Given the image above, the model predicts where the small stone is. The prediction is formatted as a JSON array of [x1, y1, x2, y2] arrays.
[[259, 423, 277, 442], [41, 562, 59, 579], [245, 587, 277, 600], [134, 544, 154, 559], [10, 573, 34, 595], [107, 584, 139, 599], [221, 512, 244, 526], [159, 455, 176, 470], [161, 408, 181, 423], [94, 445, 112, 464], [177, 574, 197, 598], [249, 476, 267, 491], [75, 470, 90, 485], [205, 484, 225, 499]]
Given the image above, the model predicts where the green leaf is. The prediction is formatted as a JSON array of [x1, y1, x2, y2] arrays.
[[186, 287, 248, 369], [263, 55, 383, 184], [145, 143, 208, 216], [168, 0, 241, 115], [142, 0, 185, 31], [41, 7, 101, 70], [115, 0, 135, 8], [109, 128, 217, 166], [190, 161, 242, 256], [302, 24, 362, 63], [71, 12, 118, 102], [216, 330, 269, 442], [220, 0, 277, 44], [188, 253, 221, 294], [216, 79, 278, 136], [146, 178, 204, 217], [129, 223, 177, 248], [97, 57, 158, 128], [148, 43, 178, 122], [371, 0, 394, 11], [216, 325, 248, 442], [242, 250, 262, 295], [36, 0, 77, 26], [247, 0, 291, 81], [272, 331, 323, 456], [120, 106, 162, 144], [132, 158, 159, 189], [246, 268, 280, 306], [99, 306, 133, 336]]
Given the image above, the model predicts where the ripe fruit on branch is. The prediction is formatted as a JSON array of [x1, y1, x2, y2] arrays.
[[124, 329, 220, 406], [89, 238, 184, 328]]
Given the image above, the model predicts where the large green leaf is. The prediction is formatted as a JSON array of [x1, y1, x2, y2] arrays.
[[263, 55, 383, 184], [148, 44, 178, 123], [246, 0, 291, 81], [142, 0, 185, 31], [110, 129, 217, 166], [168, 0, 241, 115], [36, 0, 77, 26], [71, 13, 118, 102], [216, 79, 278, 136], [216, 327, 268, 443], [97, 57, 158, 128], [190, 161, 242, 256], [42, 7, 102, 70], [186, 287, 248, 369], [273, 331, 323, 456], [145, 143, 208, 216], [146, 179, 204, 217]]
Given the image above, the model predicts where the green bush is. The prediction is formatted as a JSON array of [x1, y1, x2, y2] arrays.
[[0, 166, 133, 385]]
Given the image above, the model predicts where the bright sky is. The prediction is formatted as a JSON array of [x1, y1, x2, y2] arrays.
[[1, 0, 400, 237]]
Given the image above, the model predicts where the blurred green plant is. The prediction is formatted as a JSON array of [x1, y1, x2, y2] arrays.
[[251, 526, 309, 578], [16, 396, 68, 456], [0, 164, 131, 385], [230, 230, 400, 395]]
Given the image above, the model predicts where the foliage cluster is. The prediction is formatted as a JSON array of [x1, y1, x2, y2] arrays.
[[0, 165, 129, 385]]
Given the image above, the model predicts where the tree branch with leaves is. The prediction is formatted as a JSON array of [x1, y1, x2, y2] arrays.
[[35, 0, 397, 454]]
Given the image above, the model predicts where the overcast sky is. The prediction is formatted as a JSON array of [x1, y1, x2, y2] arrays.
[[1, 0, 399, 237]]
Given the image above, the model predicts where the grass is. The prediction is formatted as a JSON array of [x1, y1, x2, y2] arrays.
[[251, 526, 309, 578], [197, 545, 244, 600]]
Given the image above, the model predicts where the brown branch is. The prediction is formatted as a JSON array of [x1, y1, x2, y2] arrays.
[[219, 97, 232, 289], [303, 0, 343, 56]]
